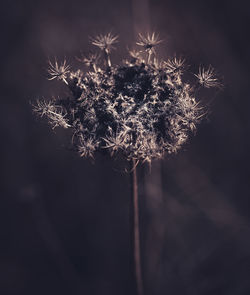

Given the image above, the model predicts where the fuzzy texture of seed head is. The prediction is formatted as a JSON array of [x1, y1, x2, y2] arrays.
[[33, 32, 221, 163]]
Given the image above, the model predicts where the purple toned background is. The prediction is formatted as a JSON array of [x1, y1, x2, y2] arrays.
[[1, 0, 250, 294]]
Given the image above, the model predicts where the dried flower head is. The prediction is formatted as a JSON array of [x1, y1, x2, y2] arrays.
[[135, 32, 163, 64], [136, 32, 162, 55], [33, 33, 221, 164], [91, 32, 118, 54], [90, 32, 118, 67], [195, 65, 222, 89], [48, 59, 70, 85], [164, 57, 186, 74], [33, 99, 70, 129]]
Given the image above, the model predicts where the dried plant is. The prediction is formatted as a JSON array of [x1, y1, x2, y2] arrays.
[[195, 65, 222, 89], [33, 99, 70, 129], [136, 32, 162, 61], [90, 32, 118, 67], [33, 33, 220, 165], [32, 32, 221, 295], [47, 59, 70, 85]]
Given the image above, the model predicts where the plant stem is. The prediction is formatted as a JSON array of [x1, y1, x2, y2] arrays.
[[130, 159, 144, 295], [147, 51, 152, 64], [103, 50, 111, 68]]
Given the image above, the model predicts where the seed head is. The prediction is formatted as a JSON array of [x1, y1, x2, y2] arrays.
[[91, 32, 118, 54], [33, 99, 70, 129], [136, 32, 162, 53], [48, 59, 70, 85], [164, 57, 186, 74], [33, 32, 221, 164], [195, 65, 222, 89]]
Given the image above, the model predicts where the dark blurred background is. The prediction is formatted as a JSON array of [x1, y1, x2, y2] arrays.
[[1, 0, 250, 294]]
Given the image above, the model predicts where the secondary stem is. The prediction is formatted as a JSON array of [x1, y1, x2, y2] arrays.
[[103, 50, 111, 68], [130, 159, 143, 295]]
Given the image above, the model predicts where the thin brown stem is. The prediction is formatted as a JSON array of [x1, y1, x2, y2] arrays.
[[147, 51, 152, 64], [103, 50, 111, 68], [130, 159, 144, 295]]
